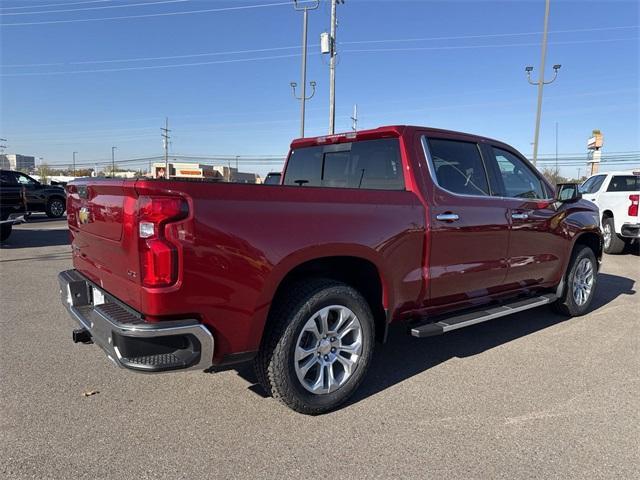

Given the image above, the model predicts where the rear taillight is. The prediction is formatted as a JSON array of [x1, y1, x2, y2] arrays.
[[137, 196, 188, 287], [629, 194, 639, 217]]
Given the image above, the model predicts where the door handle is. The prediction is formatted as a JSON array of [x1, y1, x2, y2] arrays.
[[511, 212, 529, 220], [436, 213, 460, 222]]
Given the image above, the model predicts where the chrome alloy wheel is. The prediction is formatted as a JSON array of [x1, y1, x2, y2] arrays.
[[50, 200, 65, 217], [294, 305, 363, 394], [572, 257, 595, 306], [603, 223, 612, 250]]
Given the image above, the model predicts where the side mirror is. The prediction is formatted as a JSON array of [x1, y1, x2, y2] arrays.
[[556, 183, 582, 202]]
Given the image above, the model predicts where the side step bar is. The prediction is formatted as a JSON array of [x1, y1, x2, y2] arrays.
[[411, 293, 557, 338]]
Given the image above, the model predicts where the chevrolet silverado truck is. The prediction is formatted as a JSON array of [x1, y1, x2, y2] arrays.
[[58, 126, 602, 414], [0, 169, 66, 218], [579, 170, 639, 254]]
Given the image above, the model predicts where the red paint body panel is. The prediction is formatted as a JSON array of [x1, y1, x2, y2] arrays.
[[65, 125, 601, 364]]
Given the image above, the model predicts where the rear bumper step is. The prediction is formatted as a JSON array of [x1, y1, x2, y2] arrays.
[[411, 293, 557, 338], [58, 269, 214, 372]]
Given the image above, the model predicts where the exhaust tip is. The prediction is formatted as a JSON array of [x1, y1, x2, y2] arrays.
[[72, 328, 93, 344]]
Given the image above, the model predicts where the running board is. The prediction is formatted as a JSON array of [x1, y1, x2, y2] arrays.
[[411, 294, 557, 338]]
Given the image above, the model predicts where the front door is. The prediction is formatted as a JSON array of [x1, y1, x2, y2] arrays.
[[485, 145, 564, 288], [422, 136, 510, 308]]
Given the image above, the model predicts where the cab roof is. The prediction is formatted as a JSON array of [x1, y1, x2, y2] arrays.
[[290, 125, 511, 150]]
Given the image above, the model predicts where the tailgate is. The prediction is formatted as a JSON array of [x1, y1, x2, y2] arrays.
[[67, 179, 142, 310]]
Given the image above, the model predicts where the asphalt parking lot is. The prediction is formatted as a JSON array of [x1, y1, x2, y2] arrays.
[[1, 216, 638, 479]]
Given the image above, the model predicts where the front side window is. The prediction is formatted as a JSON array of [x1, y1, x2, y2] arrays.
[[492, 147, 546, 199], [426, 138, 490, 196], [284, 138, 404, 190], [606, 175, 640, 192], [15, 173, 36, 185]]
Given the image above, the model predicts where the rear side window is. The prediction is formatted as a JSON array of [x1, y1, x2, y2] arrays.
[[426, 138, 490, 196], [0, 171, 15, 184], [284, 138, 404, 190], [492, 147, 547, 199], [580, 175, 607, 194], [606, 175, 640, 192]]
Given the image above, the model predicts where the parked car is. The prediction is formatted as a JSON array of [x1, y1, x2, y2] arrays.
[[579, 170, 640, 254], [264, 172, 282, 185], [58, 125, 602, 414], [0, 172, 27, 242], [0, 169, 66, 218]]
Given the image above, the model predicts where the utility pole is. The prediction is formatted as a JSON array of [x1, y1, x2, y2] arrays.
[[161, 117, 171, 178], [525, 0, 561, 167], [235, 155, 239, 171], [111, 146, 117, 176], [73, 151, 77, 177], [328, 0, 343, 134], [291, 0, 319, 138], [350, 104, 358, 132], [554, 122, 558, 174]]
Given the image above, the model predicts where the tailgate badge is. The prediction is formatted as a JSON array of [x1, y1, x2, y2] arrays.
[[78, 207, 91, 225]]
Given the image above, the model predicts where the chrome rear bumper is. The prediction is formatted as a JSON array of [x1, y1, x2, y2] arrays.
[[58, 269, 213, 372]]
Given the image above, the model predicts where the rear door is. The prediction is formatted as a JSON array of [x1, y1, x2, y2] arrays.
[[484, 145, 563, 289], [422, 136, 510, 307]]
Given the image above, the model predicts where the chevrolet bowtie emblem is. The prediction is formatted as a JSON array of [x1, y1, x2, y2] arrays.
[[78, 207, 90, 225]]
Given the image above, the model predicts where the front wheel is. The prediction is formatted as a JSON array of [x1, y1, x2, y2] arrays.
[[255, 279, 375, 415], [553, 245, 598, 316], [46, 197, 66, 218]]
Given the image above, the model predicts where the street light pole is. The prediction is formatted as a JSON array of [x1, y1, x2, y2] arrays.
[[525, 0, 561, 167], [291, 0, 319, 138], [72, 151, 77, 177], [328, 0, 339, 134]]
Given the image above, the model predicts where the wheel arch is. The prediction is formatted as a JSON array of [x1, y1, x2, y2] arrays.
[[259, 252, 390, 346]]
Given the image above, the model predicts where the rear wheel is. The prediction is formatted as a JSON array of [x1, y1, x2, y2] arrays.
[[602, 217, 625, 254], [254, 279, 375, 415], [553, 245, 598, 316], [46, 197, 66, 218]]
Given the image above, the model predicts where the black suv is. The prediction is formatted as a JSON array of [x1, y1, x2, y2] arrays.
[[0, 170, 67, 218]]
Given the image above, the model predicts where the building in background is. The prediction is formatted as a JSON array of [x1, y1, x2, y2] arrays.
[[152, 162, 261, 183], [0, 154, 36, 171]]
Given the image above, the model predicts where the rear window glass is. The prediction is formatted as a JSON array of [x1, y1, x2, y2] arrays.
[[284, 138, 404, 190], [606, 175, 640, 192]]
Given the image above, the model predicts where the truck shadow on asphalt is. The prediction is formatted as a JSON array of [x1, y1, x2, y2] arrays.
[[0, 226, 70, 249], [237, 272, 636, 409]]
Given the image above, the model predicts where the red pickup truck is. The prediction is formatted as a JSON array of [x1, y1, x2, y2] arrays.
[[59, 125, 602, 414]]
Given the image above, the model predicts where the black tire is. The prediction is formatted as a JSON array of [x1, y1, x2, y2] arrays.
[[552, 245, 598, 317], [0, 223, 12, 243], [45, 197, 66, 218], [602, 216, 625, 254], [254, 279, 375, 415]]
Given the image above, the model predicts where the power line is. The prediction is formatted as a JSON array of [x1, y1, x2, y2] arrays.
[[0, 0, 117, 11], [4, 25, 637, 68], [340, 25, 639, 46], [0, 0, 190, 16], [1, 0, 316, 26], [5, 36, 636, 77]]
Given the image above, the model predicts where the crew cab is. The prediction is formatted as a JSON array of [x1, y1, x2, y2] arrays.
[[58, 126, 602, 414], [579, 170, 640, 254], [0, 169, 66, 218]]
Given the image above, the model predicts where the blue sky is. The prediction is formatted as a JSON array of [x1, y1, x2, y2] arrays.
[[1, 0, 638, 178]]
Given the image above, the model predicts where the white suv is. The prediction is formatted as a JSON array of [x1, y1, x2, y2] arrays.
[[580, 170, 640, 254]]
